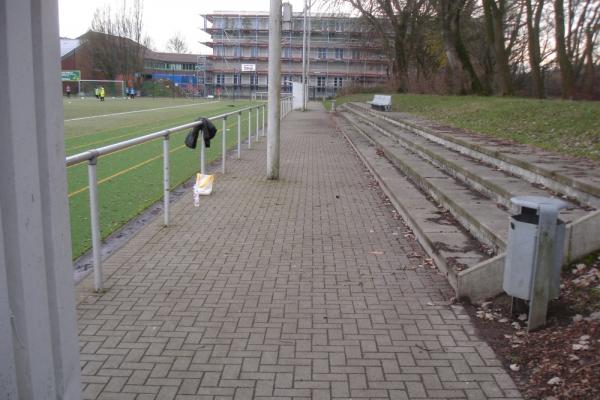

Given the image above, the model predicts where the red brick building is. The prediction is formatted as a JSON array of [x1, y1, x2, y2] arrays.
[[61, 31, 205, 97]]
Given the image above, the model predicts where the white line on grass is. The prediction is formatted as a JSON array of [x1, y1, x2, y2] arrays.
[[64, 101, 221, 122]]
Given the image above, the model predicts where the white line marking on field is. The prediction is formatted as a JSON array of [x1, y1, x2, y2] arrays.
[[64, 101, 221, 122]]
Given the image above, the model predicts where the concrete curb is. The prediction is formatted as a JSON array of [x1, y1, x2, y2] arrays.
[[341, 103, 600, 302], [358, 105, 600, 208], [458, 211, 600, 302]]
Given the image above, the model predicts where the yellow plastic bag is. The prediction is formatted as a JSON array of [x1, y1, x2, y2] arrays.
[[193, 173, 214, 206]]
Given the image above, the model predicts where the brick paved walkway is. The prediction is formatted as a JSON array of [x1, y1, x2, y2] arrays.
[[76, 104, 521, 399]]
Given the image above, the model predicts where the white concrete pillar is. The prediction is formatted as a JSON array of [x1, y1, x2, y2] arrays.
[[0, 1, 82, 398], [267, 0, 282, 180]]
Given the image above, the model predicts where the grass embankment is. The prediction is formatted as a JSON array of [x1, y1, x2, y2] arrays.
[[330, 94, 600, 163], [64, 98, 264, 258]]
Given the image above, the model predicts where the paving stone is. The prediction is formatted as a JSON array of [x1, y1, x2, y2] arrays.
[[76, 104, 521, 399]]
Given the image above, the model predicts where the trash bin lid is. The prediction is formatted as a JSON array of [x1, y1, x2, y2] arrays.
[[511, 195, 568, 211]]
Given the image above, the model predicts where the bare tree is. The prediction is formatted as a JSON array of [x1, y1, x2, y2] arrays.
[[437, 0, 486, 94], [327, 0, 429, 91], [482, 0, 515, 95], [582, 20, 599, 97], [143, 35, 155, 51], [525, 0, 546, 97], [565, 0, 599, 96], [554, 0, 575, 97], [166, 33, 189, 53], [323, 0, 598, 97], [87, 0, 147, 81]]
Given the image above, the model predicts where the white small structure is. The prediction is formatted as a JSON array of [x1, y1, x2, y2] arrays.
[[368, 94, 392, 111], [292, 82, 305, 110]]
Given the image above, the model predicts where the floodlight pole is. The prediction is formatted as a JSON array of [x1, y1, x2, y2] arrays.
[[301, 0, 308, 111], [306, 1, 312, 109], [267, 0, 282, 180]]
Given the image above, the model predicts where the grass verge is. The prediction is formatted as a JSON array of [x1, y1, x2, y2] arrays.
[[330, 94, 600, 163]]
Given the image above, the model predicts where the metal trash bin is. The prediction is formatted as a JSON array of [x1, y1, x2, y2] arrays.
[[503, 196, 567, 301]]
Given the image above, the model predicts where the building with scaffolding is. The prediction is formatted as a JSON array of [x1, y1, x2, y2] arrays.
[[201, 5, 389, 99]]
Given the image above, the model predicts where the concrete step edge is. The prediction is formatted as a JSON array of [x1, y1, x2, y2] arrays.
[[341, 110, 507, 254], [348, 103, 600, 207], [345, 104, 521, 211], [337, 110, 600, 303], [334, 115, 492, 291], [344, 104, 592, 226]]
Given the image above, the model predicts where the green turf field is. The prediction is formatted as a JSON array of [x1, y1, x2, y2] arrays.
[[64, 97, 266, 259]]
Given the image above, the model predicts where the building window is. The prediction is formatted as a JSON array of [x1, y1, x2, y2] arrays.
[[335, 48, 343, 59], [282, 75, 293, 92], [234, 47, 241, 57], [281, 75, 293, 93], [214, 18, 224, 28], [166, 63, 182, 70], [243, 17, 257, 29], [335, 21, 344, 32], [216, 74, 224, 85], [317, 48, 327, 59], [352, 49, 361, 60], [317, 76, 326, 88], [250, 74, 259, 88], [233, 74, 241, 86], [334, 77, 343, 88], [283, 47, 292, 58], [215, 46, 224, 56], [251, 46, 258, 57]]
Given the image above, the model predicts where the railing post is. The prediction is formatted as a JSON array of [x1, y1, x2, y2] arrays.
[[248, 109, 252, 149], [87, 156, 103, 292], [222, 116, 227, 173], [200, 134, 206, 175], [237, 111, 242, 159], [256, 107, 259, 141], [262, 105, 266, 137], [163, 134, 170, 226]]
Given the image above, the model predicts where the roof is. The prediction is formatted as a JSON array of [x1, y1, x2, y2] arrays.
[[59, 31, 203, 63], [144, 50, 204, 63], [60, 38, 80, 57], [203, 11, 351, 20]]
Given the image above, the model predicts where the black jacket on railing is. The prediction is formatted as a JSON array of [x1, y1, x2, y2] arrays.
[[185, 117, 217, 149]]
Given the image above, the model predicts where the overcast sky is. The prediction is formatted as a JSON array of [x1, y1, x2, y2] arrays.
[[58, 0, 331, 54]]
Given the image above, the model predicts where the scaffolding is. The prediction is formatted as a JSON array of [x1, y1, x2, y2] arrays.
[[201, 9, 388, 99]]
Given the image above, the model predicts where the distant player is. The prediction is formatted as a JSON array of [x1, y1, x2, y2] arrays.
[[99, 86, 105, 101], [65, 85, 71, 98], [95, 86, 100, 99]]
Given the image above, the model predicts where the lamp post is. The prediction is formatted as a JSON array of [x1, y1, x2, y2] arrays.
[[301, 0, 308, 111], [306, 0, 312, 109], [267, 0, 282, 180]]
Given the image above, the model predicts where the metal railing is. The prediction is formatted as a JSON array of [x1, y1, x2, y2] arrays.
[[66, 96, 293, 291]]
